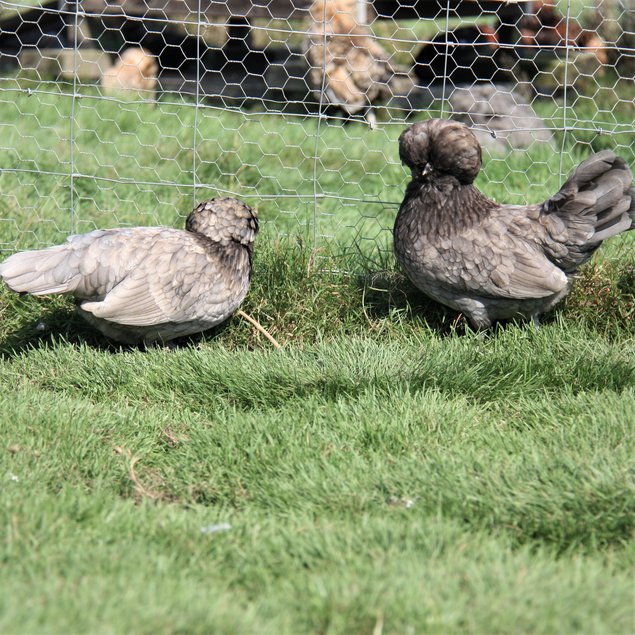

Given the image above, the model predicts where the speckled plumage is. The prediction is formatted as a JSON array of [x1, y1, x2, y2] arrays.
[[0, 197, 258, 345], [394, 119, 634, 329]]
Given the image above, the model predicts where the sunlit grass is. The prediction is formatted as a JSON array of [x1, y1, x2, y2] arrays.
[[0, 73, 634, 634]]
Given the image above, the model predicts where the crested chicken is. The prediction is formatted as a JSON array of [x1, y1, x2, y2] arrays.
[[394, 119, 634, 330]]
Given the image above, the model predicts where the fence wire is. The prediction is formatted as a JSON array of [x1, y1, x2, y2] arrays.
[[0, 0, 633, 260]]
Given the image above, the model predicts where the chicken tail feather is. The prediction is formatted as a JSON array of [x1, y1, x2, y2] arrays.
[[0, 246, 80, 296], [542, 151, 633, 268]]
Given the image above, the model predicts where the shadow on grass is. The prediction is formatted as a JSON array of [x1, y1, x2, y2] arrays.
[[0, 303, 233, 359], [355, 267, 587, 338], [357, 269, 467, 336]]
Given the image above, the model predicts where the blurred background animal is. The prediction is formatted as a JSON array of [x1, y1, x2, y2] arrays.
[[587, 0, 634, 77], [449, 85, 554, 154], [0, 198, 258, 346], [413, 25, 510, 86], [518, 0, 607, 65], [304, 0, 413, 127], [101, 46, 159, 98], [413, 2, 607, 90], [394, 119, 634, 330]]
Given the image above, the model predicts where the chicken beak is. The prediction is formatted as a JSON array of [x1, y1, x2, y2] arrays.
[[410, 163, 432, 179]]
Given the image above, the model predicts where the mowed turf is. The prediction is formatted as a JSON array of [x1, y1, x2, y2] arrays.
[[1, 327, 634, 634], [0, 80, 634, 634]]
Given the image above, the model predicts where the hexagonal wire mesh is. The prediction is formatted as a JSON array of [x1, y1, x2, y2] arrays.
[[0, 0, 633, 265]]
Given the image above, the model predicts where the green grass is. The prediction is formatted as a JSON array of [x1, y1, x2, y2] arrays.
[[1, 77, 633, 251], [2, 328, 635, 634], [0, 78, 634, 634]]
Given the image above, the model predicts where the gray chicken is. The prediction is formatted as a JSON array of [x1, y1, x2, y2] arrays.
[[394, 118, 634, 330], [0, 197, 258, 345]]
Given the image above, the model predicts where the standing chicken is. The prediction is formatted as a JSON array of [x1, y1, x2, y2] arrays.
[[0, 198, 258, 345], [394, 119, 634, 330], [304, 0, 411, 127]]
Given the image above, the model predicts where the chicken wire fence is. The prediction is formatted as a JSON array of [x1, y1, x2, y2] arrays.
[[0, 0, 633, 261]]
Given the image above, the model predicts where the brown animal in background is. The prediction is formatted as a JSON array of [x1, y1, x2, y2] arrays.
[[101, 47, 159, 97], [394, 119, 634, 330], [519, 1, 607, 65], [413, 24, 506, 85], [304, 0, 413, 127]]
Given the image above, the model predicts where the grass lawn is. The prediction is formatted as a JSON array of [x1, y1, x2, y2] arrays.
[[0, 73, 634, 634]]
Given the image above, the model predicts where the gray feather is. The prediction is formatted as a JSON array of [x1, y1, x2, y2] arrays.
[[0, 246, 81, 295], [0, 197, 258, 345]]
